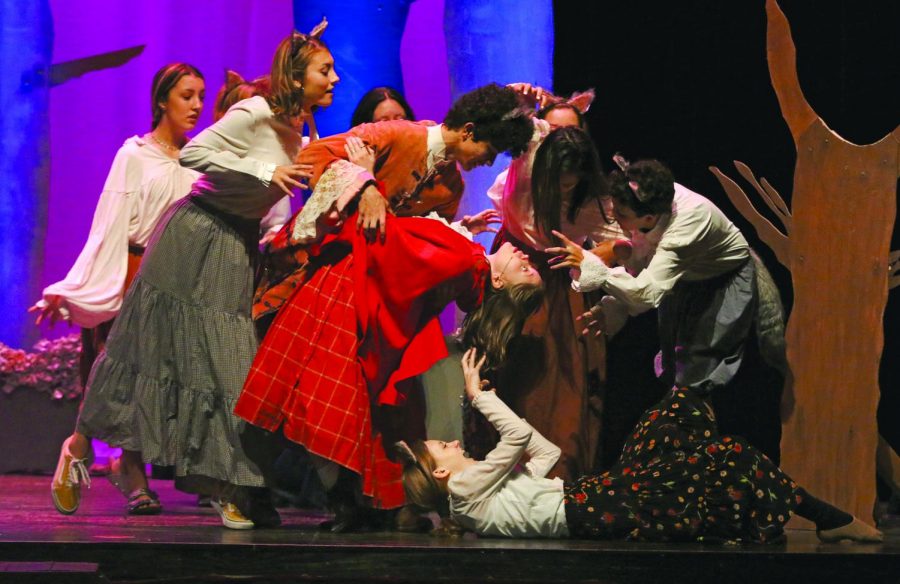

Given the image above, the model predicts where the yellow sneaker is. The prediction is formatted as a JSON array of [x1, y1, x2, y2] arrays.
[[51, 436, 91, 515], [212, 499, 254, 530]]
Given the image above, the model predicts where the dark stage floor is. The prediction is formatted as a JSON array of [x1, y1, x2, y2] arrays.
[[0, 475, 897, 583]]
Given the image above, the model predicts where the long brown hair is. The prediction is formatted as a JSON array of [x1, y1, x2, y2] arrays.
[[268, 32, 329, 120], [150, 62, 203, 129], [399, 440, 447, 514], [531, 126, 609, 239], [397, 441, 467, 537], [461, 280, 544, 371]]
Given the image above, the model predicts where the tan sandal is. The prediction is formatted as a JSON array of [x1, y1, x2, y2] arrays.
[[126, 488, 162, 515]]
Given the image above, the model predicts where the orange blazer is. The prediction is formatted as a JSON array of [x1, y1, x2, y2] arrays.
[[298, 120, 464, 220]]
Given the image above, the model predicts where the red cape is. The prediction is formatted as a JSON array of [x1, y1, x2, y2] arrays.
[[235, 216, 487, 508]]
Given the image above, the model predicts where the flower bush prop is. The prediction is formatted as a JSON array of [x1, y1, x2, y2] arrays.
[[0, 334, 82, 400]]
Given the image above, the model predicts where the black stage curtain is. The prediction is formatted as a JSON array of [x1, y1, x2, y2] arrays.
[[553, 0, 899, 456]]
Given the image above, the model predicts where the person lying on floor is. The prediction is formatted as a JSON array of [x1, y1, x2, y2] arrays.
[[398, 349, 883, 544]]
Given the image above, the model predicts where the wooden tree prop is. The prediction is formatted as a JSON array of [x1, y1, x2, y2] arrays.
[[710, 0, 900, 526]]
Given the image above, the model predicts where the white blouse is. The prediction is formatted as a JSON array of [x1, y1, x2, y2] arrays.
[[180, 95, 303, 219], [488, 118, 622, 251], [40, 136, 199, 328], [574, 183, 750, 315], [449, 391, 569, 539]]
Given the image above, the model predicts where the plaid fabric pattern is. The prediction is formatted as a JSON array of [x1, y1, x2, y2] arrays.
[[237, 216, 491, 509], [235, 252, 405, 508]]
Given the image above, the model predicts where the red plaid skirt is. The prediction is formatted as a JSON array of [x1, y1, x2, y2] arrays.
[[235, 217, 488, 508]]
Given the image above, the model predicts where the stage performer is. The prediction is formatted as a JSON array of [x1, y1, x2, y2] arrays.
[[350, 86, 415, 127], [548, 158, 787, 462], [398, 348, 883, 544], [479, 112, 624, 481], [234, 172, 544, 531], [39, 62, 204, 515], [253, 82, 533, 323], [32, 63, 204, 391], [49, 21, 337, 530]]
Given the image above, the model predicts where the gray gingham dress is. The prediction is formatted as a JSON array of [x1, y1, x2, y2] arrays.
[[77, 195, 266, 491]]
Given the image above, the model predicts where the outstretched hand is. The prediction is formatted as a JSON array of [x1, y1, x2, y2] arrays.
[[546, 230, 584, 273], [576, 303, 606, 338], [461, 347, 492, 402], [271, 163, 312, 197], [28, 296, 67, 327], [460, 209, 501, 235]]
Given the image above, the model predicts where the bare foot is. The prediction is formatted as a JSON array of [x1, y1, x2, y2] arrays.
[[817, 517, 883, 543]]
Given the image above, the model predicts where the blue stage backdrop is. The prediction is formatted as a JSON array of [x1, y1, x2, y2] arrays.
[[0, 1, 53, 347], [293, 1, 413, 138], [445, 0, 553, 241]]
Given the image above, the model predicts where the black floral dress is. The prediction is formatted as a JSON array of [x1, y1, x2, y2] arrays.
[[563, 387, 797, 544]]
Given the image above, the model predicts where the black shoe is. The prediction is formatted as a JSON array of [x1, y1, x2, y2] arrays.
[[319, 502, 371, 533], [233, 487, 282, 528]]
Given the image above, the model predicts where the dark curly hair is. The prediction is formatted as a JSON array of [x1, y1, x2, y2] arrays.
[[608, 158, 675, 217], [443, 83, 533, 158], [531, 126, 609, 239]]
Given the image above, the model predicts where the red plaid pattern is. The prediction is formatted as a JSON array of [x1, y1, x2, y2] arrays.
[[236, 257, 406, 508], [236, 216, 489, 509]]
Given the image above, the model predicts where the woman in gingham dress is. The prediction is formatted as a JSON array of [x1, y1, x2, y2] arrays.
[[46, 63, 204, 518], [55, 21, 338, 530], [399, 349, 883, 544]]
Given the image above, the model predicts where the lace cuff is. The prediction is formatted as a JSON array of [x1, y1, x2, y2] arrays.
[[290, 159, 373, 243], [571, 250, 610, 293]]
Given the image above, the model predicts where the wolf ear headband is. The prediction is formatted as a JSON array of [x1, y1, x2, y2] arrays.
[[612, 153, 649, 202], [290, 17, 329, 54]]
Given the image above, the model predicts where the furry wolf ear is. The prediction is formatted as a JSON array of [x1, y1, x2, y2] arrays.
[[567, 88, 595, 113], [394, 440, 417, 465], [224, 69, 245, 89]]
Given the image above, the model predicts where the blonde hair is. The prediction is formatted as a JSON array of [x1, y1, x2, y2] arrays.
[[267, 32, 329, 120]]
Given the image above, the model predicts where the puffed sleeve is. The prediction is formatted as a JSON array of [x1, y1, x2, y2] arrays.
[[572, 208, 715, 314], [487, 168, 508, 210], [179, 97, 276, 185], [40, 145, 140, 328]]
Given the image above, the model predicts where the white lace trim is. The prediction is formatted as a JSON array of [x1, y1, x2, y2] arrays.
[[290, 159, 371, 243], [571, 249, 610, 293]]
